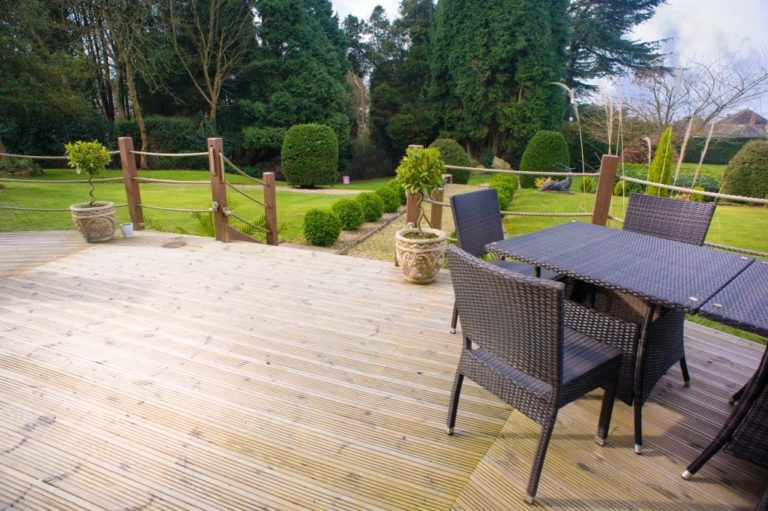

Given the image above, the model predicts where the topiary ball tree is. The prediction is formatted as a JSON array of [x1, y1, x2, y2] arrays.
[[303, 208, 341, 246], [375, 187, 401, 213], [429, 138, 472, 184], [281, 124, 339, 188], [519, 130, 570, 188], [356, 192, 385, 222], [331, 198, 365, 230], [721, 140, 768, 199], [647, 126, 674, 197]]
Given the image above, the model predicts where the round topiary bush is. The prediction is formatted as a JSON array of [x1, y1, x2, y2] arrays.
[[519, 130, 570, 188], [386, 179, 406, 205], [303, 208, 341, 246], [356, 192, 385, 222], [721, 140, 768, 199], [429, 138, 472, 184], [375, 187, 400, 213], [331, 198, 365, 230], [281, 124, 339, 187]]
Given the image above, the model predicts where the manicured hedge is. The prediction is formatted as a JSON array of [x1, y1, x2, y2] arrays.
[[355, 192, 385, 222], [303, 208, 341, 246], [429, 138, 472, 184], [375, 187, 401, 213], [489, 174, 517, 210], [331, 198, 365, 230], [519, 131, 570, 188], [683, 137, 765, 165], [281, 124, 339, 187], [721, 140, 768, 199]]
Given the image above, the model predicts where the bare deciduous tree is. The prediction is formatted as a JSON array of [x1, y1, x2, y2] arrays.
[[165, 0, 255, 126]]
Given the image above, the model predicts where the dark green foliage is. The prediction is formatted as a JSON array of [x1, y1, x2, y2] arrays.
[[564, 1, 665, 96], [519, 131, 571, 188], [489, 174, 518, 210], [647, 127, 674, 197], [682, 137, 765, 165], [346, 140, 393, 179], [303, 208, 341, 246], [430, 0, 567, 159], [355, 192, 385, 222], [479, 149, 495, 169], [115, 116, 208, 169], [281, 124, 339, 187], [429, 139, 472, 184], [331, 198, 365, 230], [0, 158, 43, 176], [722, 140, 768, 199], [675, 174, 720, 196], [386, 179, 407, 205], [375, 187, 401, 213], [561, 122, 608, 172]]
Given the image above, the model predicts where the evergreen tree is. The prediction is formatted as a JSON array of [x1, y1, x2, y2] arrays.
[[647, 126, 674, 197], [239, 0, 351, 165], [565, 1, 666, 104], [429, 0, 567, 161]]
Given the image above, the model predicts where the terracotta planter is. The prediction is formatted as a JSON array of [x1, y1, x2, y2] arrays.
[[70, 201, 116, 243], [395, 226, 447, 284]]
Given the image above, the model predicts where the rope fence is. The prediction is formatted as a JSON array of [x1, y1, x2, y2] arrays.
[[0, 177, 124, 184], [0, 203, 128, 212], [500, 211, 592, 218], [221, 207, 268, 233], [130, 150, 209, 158], [0, 151, 119, 159], [618, 176, 768, 205], [225, 182, 266, 208], [704, 242, 768, 259], [221, 154, 265, 185], [134, 177, 209, 185], [138, 204, 213, 214], [444, 164, 600, 177]]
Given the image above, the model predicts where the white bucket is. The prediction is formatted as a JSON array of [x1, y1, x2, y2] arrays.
[[120, 222, 134, 238]]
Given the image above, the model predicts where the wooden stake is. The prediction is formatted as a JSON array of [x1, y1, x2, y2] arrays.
[[591, 154, 619, 226], [207, 138, 229, 242], [405, 193, 420, 226], [118, 137, 144, 230], [430, 188, 444, 231], [263, 171, 278, 245]]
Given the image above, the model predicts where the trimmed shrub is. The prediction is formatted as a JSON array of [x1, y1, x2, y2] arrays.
[[429, 138, 472, 184], [579, 176, 595, 193], [356, 192, 385, 222], [489, 174, 517, 210], [386, 179, 407, 205], [721, 140, 768, 199], [683, 137, 765, 165], [647, 127, 674, 197], [281, 124, 339, 187], [375, 187, 401, 213], [519, 131, 570, 188], [331, 198, 365, 230], [303, 208, 341, 246]]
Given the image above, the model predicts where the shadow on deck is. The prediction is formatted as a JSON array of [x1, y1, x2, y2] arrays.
[[0, 231, 764, 510]]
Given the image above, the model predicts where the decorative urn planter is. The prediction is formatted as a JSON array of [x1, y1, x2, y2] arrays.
[[395, 224, 448, 284], [70, 201, 116, 242]]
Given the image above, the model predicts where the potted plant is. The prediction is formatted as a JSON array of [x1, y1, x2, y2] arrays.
[[394, 146, 448, 284], [65, 140, 116, 242]]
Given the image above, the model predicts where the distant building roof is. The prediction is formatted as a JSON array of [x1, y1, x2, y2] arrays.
[[712, 109, 768, 138]]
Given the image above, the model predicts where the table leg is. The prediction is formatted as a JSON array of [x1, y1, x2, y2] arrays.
[[535, 265, 541, 278], [633, 303, 657, 455]]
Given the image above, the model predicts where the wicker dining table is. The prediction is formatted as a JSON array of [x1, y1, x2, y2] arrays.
[[486, 221, 757, 451]]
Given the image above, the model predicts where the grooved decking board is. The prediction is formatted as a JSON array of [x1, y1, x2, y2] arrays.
[[0, 231, 764, 510]]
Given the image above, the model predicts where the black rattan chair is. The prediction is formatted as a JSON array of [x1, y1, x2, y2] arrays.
[[450, 188, 557, 333], [445, 245, 628, 503], [569, 192, 716, 452]]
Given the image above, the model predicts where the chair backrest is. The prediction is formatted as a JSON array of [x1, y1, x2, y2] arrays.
[[623, 193, 716, 246], [446, 245, 564, 387], [450, 188, 505, 257]]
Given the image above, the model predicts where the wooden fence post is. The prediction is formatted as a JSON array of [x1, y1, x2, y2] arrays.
[[118, 137, 144, 230], [207, 137, 229, 242], [263, 171, 278, 245], [405, 193, 420, 226], [591, 154, 619, 226], [430, 188, 444, 231]]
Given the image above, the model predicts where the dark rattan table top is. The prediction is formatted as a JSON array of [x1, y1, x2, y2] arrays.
[[699, 260, 768, 338], [487, 222, 755, 313]]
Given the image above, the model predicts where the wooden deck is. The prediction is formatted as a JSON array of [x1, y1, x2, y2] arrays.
[[0, 231, 764, 510]]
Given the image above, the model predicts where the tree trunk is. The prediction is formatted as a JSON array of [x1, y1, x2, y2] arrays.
[[123, 55, 148, 169]]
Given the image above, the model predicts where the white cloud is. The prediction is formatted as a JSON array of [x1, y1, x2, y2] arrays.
[[331, 0, 400, 21]]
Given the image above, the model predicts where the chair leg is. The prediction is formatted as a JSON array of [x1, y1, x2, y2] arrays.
[[525, 415, 556, 504], [679, 357, 691, 387], [634, 401, 643, 454], [450, 302, 459, 334], [445, 372, 464, 435], [595, 379, 618, 446]]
